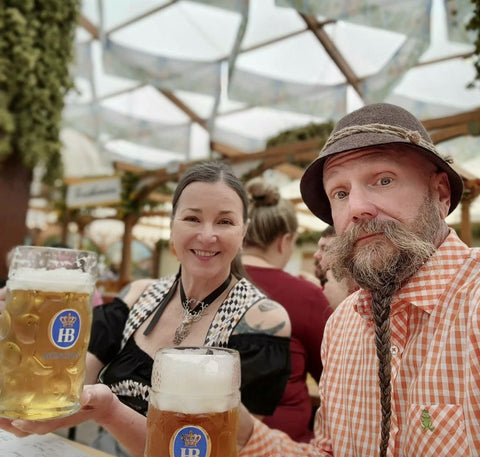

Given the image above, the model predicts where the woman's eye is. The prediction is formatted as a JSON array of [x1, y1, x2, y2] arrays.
[[184, 216, 199, 222], [219, 219, 233, 225], [333, 190, 348, 200]]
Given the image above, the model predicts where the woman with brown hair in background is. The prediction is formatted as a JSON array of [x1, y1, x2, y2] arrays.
[[242, 178, 332, 443]]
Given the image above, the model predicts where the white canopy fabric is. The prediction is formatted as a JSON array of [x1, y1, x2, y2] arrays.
[[51, 0, 480, 242], [68, 0, 480, 162]]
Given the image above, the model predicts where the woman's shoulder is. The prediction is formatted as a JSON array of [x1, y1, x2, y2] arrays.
[[232, 292, 291, 338], [117, 279, 157, 309]]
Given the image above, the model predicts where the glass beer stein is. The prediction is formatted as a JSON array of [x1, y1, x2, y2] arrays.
[[0, 246, 98, 420], [145, 347, 241, 457]]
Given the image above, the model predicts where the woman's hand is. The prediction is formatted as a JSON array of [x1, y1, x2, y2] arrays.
[[0, 384, 117, 437]]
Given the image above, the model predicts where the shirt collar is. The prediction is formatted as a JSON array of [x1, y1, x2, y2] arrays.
[[354, 229, 470, 319]]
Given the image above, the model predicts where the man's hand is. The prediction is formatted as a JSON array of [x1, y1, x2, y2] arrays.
[[237, 403, 255, 452]]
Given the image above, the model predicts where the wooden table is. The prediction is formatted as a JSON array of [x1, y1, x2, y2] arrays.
[[61, 435, 116, 457], [0, 429, 115, 457]]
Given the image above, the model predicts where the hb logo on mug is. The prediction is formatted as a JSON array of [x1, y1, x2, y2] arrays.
[[49, 309, 81, 349]]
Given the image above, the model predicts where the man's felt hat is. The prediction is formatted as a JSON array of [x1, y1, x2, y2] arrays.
[[300, 103, 464, 225]]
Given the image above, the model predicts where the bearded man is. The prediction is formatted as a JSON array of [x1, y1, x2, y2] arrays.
[[236, 103, 480, 457]]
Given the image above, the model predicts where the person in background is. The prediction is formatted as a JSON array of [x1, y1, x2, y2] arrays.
[[242, 178, 332, 443], [312, 226, 335, 287], [235, 102, 480, 456], [313, 225, 356, 308], [0, 161, 292, 457]]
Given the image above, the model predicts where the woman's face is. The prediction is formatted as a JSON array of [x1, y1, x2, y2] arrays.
[[170, 181, 246, 281]]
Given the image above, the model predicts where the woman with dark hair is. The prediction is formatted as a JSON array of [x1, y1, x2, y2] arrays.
[[0, 161, 291, 457]]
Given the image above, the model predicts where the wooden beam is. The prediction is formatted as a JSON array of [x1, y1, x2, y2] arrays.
[[114, 162, 147, 173], [138, 211, 171, 219], [416, 51, 474, 68], [78, 14, 99, 40], [211, 141, 246, 158], [148, 192, 173, 204], [430, 124, 470, 144], [107, 1, 177, 35], [423, 108, 480, 130], [227, 137, 323, 164], [300, 14, 362, 96], [159, 90, 207, 128], [274, 163, 305, 179]]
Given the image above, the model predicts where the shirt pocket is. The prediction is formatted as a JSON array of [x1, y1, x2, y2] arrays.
[[403, 404, 470, 457]]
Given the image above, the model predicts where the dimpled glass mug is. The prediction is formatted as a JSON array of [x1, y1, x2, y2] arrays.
[[145, 347, 241, 457], [0, 246, 98, 420]]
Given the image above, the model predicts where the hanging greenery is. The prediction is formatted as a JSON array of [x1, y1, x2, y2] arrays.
[[467, 0, 480, 87], [0, 0, 79, 184], [118, 172, 143, 218], [266, 121, 334, 149]]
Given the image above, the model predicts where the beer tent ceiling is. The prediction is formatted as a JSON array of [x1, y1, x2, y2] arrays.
[[55, 0, 480, 242]]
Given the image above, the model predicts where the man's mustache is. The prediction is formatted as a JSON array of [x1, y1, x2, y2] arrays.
[[340, 219, 398, 246]]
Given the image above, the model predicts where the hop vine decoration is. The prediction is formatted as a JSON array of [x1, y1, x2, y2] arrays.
[[266, 121, 334, 150], [0, 0, 79, 185], [467, 0, 480, 88]]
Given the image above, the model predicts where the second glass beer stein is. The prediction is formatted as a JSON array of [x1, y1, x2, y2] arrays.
[[0, 245, 98, 420], [145, 346, 241, 457]]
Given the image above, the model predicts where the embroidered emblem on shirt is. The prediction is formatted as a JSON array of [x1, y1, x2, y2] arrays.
[[421, 409, 435, 431]]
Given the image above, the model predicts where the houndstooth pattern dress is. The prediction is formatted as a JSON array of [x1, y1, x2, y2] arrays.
[[106, 275, 267, 406]]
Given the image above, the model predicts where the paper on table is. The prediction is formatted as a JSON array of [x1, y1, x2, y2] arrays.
[[0, 429, 94, 457]]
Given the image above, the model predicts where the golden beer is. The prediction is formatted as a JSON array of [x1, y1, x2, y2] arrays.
[[145, 347, 241, 457], [0, 246, 97, 420], [145, 406, 239, 457]]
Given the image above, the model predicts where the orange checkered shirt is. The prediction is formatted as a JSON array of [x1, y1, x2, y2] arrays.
[[240, 230, 480, 457]]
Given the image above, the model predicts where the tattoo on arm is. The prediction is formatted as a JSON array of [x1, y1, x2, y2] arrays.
[[233, 300, 286, 335], [258, 301, 280, 312], [234, 319, 286, 335]]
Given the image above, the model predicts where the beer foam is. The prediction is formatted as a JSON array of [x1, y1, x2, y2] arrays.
[[150, 348, 240, 414], [7, 268, 95, 294]]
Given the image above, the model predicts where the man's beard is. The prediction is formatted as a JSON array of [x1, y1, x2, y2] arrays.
[[327, 195, 442, 457], [314, 260, 328, 286], [328, 195, 440, 293]]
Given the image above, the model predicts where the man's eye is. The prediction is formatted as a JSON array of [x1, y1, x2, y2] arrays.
[[379, 177, 392, 186], [334, 190, 348, 200]]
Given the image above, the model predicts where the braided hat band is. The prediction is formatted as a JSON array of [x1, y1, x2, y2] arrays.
[[300, 103, 464, 225]]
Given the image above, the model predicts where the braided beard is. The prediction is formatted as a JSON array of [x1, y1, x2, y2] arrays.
[[327, 195, 441, 457]]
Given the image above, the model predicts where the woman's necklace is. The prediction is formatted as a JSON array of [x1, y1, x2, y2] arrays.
[[173, 275, 232, 345]]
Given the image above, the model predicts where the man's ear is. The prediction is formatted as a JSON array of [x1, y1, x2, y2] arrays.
[[431, 172, 451, 219]]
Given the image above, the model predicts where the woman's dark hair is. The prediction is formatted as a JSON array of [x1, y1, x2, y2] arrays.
[[171, 161, 248, 278]]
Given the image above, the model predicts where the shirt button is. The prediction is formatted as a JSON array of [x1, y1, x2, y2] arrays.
[[390, 345, 399, 355]]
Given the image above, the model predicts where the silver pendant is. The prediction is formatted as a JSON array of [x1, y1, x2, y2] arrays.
[[173, 300, 209, 345], [173, 321, 193, 345]]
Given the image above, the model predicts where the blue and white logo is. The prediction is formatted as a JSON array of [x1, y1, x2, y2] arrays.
[[170, 425, 211, 457], [49, 309, 81, 349]]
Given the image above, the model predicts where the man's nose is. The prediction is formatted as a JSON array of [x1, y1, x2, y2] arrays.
[[348, 188, 378, 223]]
